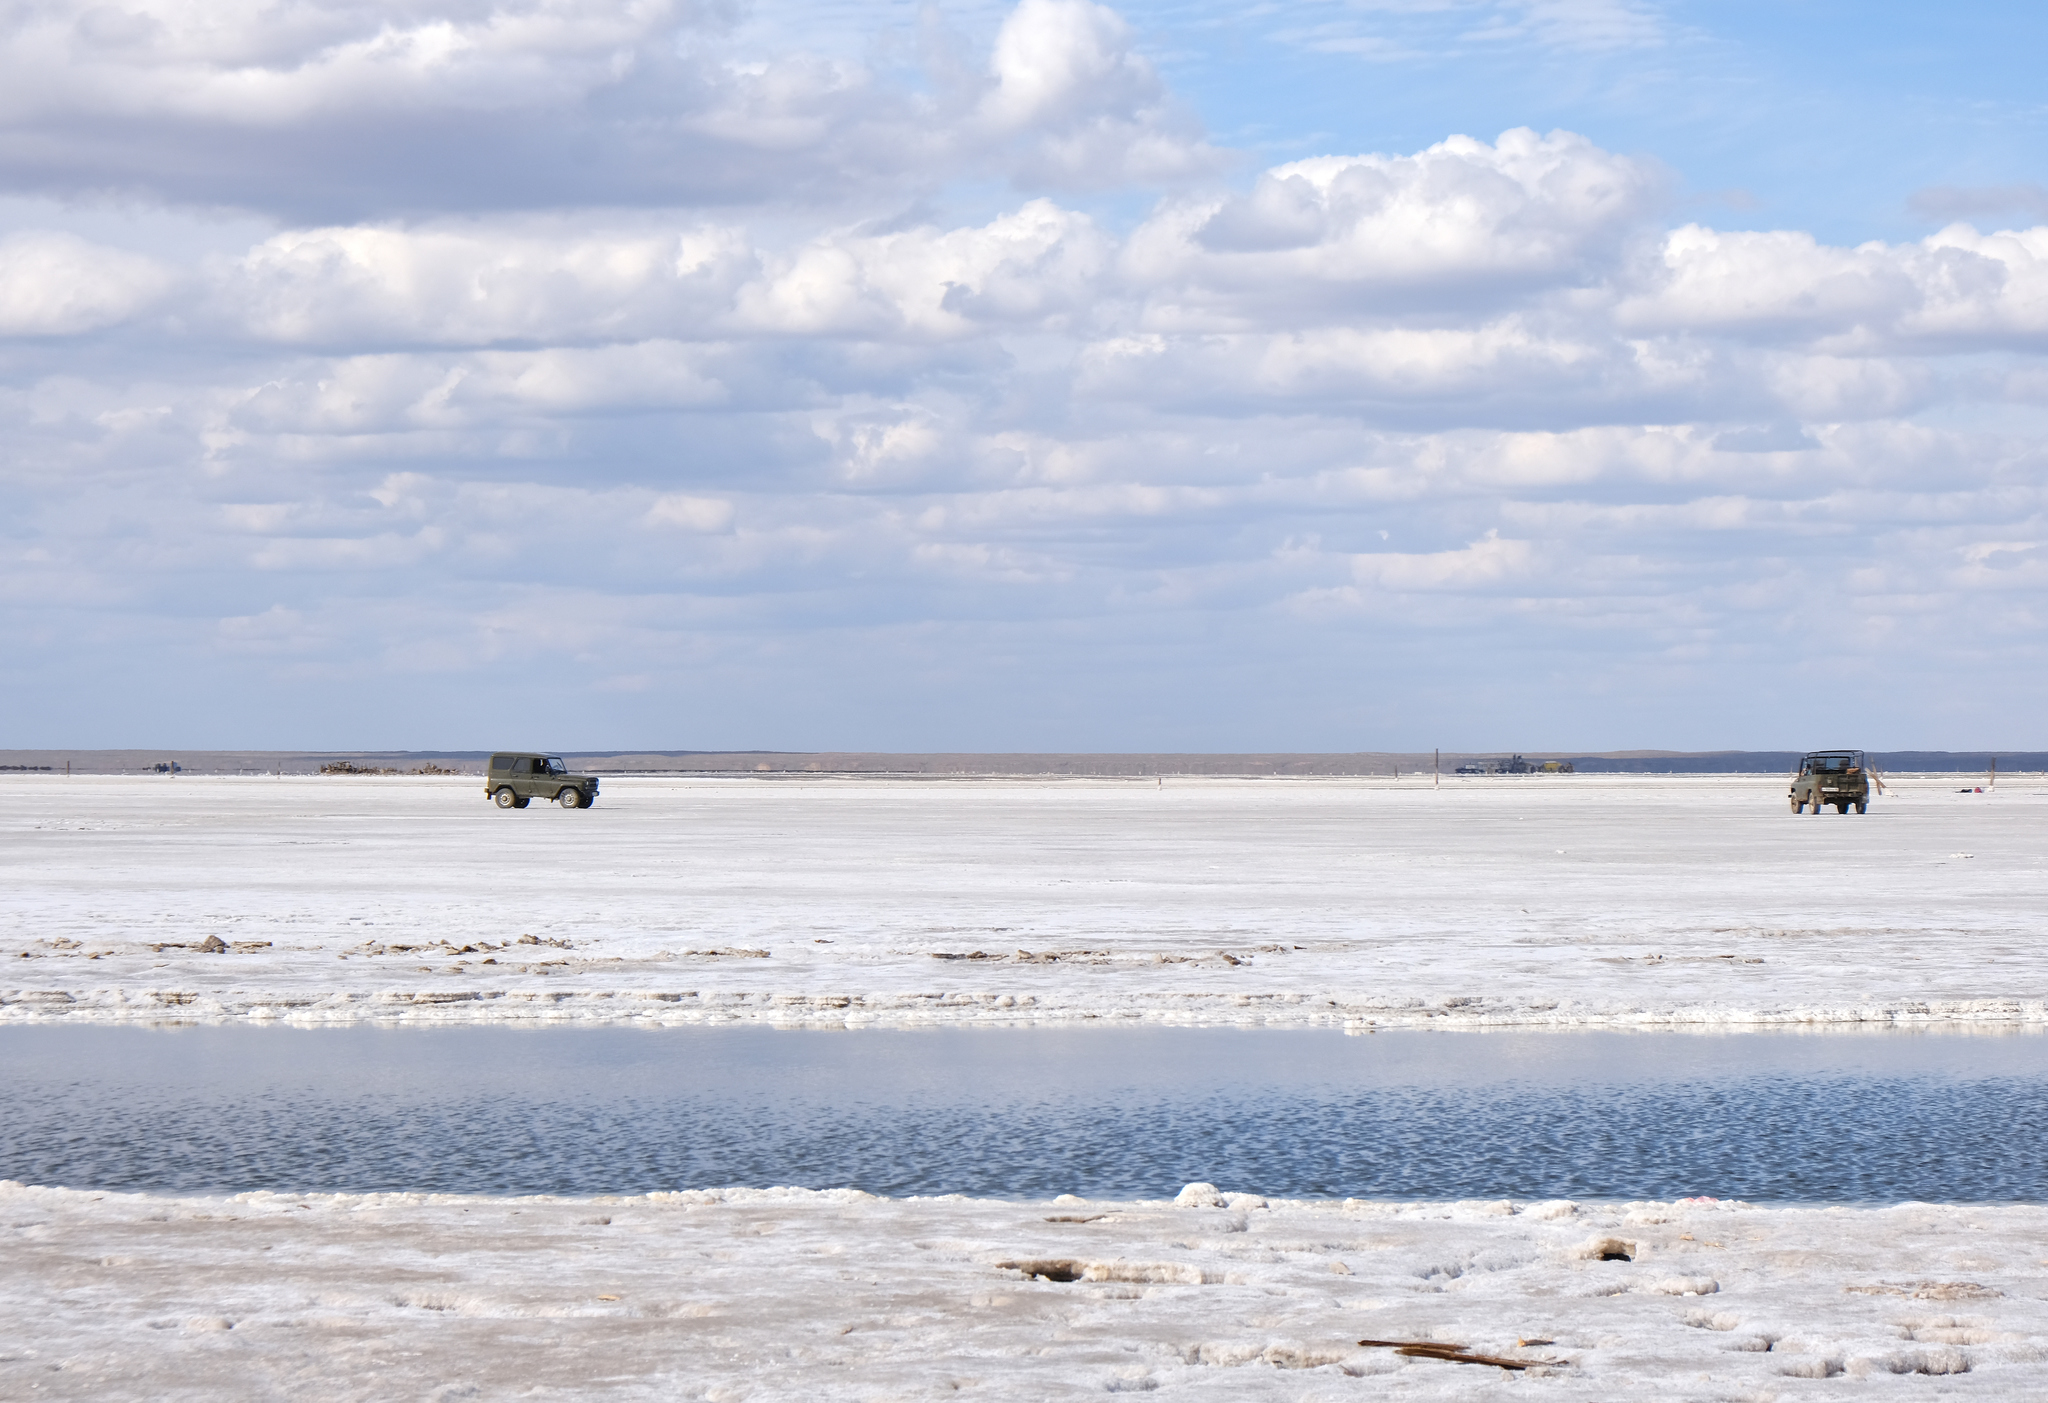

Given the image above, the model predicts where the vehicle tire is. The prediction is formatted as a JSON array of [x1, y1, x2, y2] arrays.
[[513, 795, 529, 808], [494, 786, 518, 809], [558, 787, 582, 809], [1835, 800, 1849, 814], [1856, 800, 1868, 814], [1790, 795, 1801, 813], [1810, 792, 1823, 815]]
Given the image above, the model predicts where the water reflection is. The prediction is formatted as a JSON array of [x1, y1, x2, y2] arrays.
[[3, 1025, 2044, 1202]]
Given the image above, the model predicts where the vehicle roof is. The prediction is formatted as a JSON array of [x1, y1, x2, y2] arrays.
[[1802, 749, 1862, 757], [491, 750, 561, 758]]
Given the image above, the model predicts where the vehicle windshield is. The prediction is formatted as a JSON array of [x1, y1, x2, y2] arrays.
[[544, 757, 567, 774]]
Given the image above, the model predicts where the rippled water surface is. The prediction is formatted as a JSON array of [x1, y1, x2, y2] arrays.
[[4, 1026, 2046, 1202]]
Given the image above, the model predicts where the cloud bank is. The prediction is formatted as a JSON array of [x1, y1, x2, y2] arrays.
[[2, 0, 2044, 747]]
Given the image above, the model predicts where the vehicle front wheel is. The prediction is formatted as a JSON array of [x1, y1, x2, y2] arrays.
[[1790, 795, 1801, 813], [494, 786, 518, 809], [558, 787, 582, 809]]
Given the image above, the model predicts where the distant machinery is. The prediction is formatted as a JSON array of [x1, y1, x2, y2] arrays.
[[1452, 754, 1574, 775]]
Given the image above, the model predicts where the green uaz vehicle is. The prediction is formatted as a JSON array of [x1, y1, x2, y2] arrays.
[[1790, 750, 1869, 815], [486, 753, 599, 810]]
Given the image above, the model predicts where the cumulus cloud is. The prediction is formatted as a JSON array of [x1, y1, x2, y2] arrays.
[[0, 0, 1214, 218], [1621, 223, 2048, 349], [1123, 129, 1660, 326], [976, 0, 1215, 186], [735, 200, 1113, 338], [224, 222, 755, 346], [0, 232, 174, 335]]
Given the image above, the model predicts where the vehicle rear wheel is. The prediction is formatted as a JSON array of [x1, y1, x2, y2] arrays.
[[557, 787, 582, 809], [1856, 800, 1868, 814], [494, 786, 518, 809], [1836, 800, 1849, 814]]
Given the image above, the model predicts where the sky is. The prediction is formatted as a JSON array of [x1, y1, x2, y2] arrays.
[[2, 0, 2045, 752]]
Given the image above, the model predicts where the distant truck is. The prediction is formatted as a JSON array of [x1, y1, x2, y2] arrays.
[[1790, 750, 1869, 814], [485, 753, 599, 810]]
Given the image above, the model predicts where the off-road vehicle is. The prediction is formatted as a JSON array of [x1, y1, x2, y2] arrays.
[[1790, 750, 1869, 815], [485, 753, 599, 810]]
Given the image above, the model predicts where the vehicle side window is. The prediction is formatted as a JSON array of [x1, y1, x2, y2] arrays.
[[489, 755, 510, 772], [545, 757, 566, 775]]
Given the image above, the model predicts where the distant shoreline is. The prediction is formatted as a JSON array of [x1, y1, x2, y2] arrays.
[[0, 748, 2032, 776]]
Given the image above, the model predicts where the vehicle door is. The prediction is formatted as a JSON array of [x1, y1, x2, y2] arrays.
[[539, 756, 570, 798], [511, 756, 544, 799]]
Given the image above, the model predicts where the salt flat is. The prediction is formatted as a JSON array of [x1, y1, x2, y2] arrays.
[[4, 773, 2044, 1029], [4, 1181, 2042, 1399]]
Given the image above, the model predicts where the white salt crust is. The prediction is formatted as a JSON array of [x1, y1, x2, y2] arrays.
[[3, 1182, 2043, 1399], [4, 772, 2044, 1029]]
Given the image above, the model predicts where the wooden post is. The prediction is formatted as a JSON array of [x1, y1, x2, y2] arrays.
[[1990, 756, 1997, 790], [1434, 748, 1440, 788]]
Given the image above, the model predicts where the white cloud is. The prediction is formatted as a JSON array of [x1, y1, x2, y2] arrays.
[[224, 343, 732, 438], [0, 0, 680, 124], [976, 0, 1214, 186], [1622, 223, 2048, 350], [1124, 129, 1659, 326], [736, 200, 1112, 338], [0, 0, 1214, 218], [1348, 529, 1536, 590], [224, 222, 754, 346], [0, 232, 174, 335], [982, 0, 1149, 129]]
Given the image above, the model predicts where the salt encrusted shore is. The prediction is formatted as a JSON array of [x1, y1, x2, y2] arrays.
[[5, 1181, 2044, 1399], [5, 773, 2045, 1030]]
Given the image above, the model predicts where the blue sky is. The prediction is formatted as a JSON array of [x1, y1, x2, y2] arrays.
[[1, 0, 2045, 750], [1141, 0, 2048, 242]]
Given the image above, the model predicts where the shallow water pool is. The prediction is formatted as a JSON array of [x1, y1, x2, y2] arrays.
[[4, 1025, 2045, 1202]]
